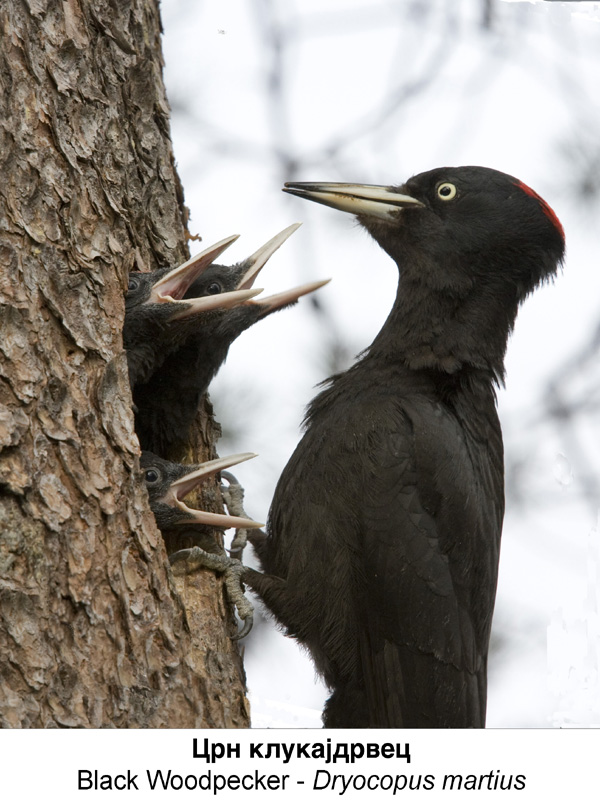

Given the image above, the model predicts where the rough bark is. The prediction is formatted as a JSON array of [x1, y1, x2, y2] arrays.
[[0, 0, 249, 728]]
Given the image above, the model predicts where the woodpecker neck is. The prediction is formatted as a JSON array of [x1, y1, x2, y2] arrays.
[[126, 336, 164, 387], [366, 273, 520, 384]]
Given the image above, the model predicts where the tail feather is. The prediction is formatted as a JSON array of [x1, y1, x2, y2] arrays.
[[324, 629, 486, 728]]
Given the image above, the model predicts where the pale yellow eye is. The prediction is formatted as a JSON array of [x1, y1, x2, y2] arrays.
[[437, 182, 457, 201]]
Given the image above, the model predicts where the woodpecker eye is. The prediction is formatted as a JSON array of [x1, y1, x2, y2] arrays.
[[437, 182, 457, 201], [127, 275, 140, 292], [144, 469, 159, 484]]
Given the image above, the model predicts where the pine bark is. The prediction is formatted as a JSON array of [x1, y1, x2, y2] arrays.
[[0, 0, 249, 728]]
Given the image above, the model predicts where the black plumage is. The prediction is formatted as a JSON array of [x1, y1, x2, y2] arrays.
[[124, 235, 261, 388], [244, 167, 565, 728], [133, 225, 329, 456]]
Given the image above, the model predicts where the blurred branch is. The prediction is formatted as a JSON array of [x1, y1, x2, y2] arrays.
[[503, 316, 600, 514], [482, 0, 494, 31]]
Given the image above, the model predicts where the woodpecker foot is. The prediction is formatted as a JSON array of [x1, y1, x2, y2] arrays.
[[169, 546, 253, 640], [220, 470, 254, 560]]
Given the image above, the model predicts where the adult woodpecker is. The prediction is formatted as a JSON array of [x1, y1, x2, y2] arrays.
[[124, 235, 261, 388], [133, 224, 329, 457], [243, 166, 565, 727]]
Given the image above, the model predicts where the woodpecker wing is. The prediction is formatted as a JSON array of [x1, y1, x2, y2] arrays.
[[259, 370, 503, 728]]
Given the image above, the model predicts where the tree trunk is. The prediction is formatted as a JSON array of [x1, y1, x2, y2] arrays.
[[0, 0, 249, 728]]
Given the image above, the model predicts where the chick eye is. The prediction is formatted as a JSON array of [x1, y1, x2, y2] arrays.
[[144, 469, 159, 484], [437, 182, 457, 201], [127, 275, 140, 292], [206, 282, 222, 295]]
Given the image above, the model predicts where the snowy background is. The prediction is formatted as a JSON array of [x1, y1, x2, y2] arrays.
[[160, 0, 600, 728]]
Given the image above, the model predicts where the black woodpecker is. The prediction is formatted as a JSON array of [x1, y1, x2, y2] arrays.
[[133, 224, 329, 457], [243, 167, 565, 727], [141, 450, 262, 532], [124, 235, 261, 388], [141, 450, 263, 638]]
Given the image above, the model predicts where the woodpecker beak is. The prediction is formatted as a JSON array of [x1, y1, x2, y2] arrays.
[[167, 288, 263, 321], [283, 182, 425, 222], [254, 279, 331, 314], [235, 223, 302, 290], [230, 224, 329, 312], [150, 237, 265, 321], [160, 453, 264, 529], [150, 235, 264, 319], [151, 235, 239, 303]]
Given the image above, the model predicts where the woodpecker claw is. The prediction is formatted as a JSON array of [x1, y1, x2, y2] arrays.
[[220, 470, 258, 559], [232, 614, 253, 641], [169, 547, 253, 640]]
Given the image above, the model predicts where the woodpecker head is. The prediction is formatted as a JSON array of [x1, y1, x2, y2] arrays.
[[140, 451, 263, 531], [284, 167, 564, 303], [123, 236, 262, 386], [124, 235, 263, 327], [284, 167, 565, 379], [185, 223, 330, 331]]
